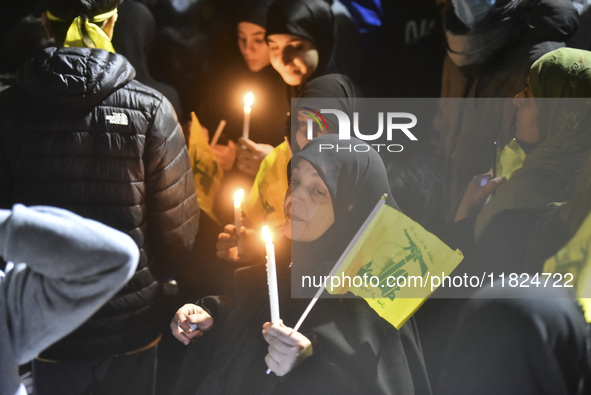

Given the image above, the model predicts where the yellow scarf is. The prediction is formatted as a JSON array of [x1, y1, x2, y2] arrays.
[[46, 9, 117, 53]]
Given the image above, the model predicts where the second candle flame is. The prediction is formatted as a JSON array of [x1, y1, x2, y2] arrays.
[[234, 189, 244, 208], [243, 92, 254, 113], [262, 225, 272, 244]]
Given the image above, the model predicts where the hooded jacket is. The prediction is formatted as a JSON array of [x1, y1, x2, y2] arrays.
[[0, 47, 200, 359], [441, 0, 579, 98], [0, 205, 138, 394]]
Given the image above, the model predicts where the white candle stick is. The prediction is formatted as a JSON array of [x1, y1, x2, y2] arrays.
[[242, 92, 254, 140], [263, 224, 281, 375], [234, 189, 244, 255], [210, 119, 227, 147], [263, 226, 280, 324]]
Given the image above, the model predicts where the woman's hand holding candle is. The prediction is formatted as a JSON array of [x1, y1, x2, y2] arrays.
[[216, 224, 264, 264], [211, 139, 236, 172], [262, 321, 313, 376], [236, 138, 274, 175]]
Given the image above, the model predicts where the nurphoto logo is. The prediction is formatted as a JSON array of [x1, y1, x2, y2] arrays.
[[301, 103, 418, 153]]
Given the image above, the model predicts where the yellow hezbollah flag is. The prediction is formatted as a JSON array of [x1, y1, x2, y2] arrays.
[[188, 112, 223, 223], [543, 211, 591, 322], [242, 139, 291, 230], [495, 138, 527, 180], [327, 197, 464, 329]]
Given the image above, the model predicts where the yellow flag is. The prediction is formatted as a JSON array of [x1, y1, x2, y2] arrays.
[[242, 139, 291, 230], [543, 211, 591, 322], [327, 199, 464, 329], [495, 138, 526, 180], [187, 112, 223, 223]]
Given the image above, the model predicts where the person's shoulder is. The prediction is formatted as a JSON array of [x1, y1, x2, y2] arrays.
[[114, 78, 180, 122], [123, 79, 164, 100]]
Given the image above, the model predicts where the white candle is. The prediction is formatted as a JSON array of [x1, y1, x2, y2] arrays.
[[242, 92, 254, 140], [234, 189, 244, 255], [209, 119, 227, 147], [263, 226, 280, 324]]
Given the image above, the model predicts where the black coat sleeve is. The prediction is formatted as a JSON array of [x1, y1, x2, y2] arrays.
[[144, 96, 200, 281]]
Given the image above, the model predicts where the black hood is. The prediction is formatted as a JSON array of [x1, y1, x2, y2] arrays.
[[521, 0, 578, 43], [17, 47, 135, 110]]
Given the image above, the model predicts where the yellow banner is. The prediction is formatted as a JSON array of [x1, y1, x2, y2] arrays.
[[187, 112, 223, 223], [243, 139, 291, 230], [495, 138, 526, 180], [543, 211, 591, 321], [328, 202, 464, 329]]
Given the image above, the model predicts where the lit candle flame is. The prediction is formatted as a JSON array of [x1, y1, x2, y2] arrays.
[[262, 225, 272, 244], [243, 92, 254, 113], [234, 188, 244, 208]]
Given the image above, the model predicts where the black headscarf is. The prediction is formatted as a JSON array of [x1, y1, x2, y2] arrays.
[[290, 73, 358, 153], [297, 73, 357, 105], [265, 0, 337, 80], [236, 0, 275, 27], [289, 134, 399, 281]]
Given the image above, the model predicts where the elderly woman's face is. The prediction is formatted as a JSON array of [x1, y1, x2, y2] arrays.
[[237, 22, 270, 72], [283, 159, 334, 242], [267, 34, 319, 86]]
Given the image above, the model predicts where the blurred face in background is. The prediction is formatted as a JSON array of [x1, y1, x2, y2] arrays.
[[237, 22, 270, 72], [267, 33, 319, 86], [513, 78, 540, 144]]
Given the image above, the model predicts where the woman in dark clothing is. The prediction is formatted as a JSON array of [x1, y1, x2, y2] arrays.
[[199, 0, 289, 153], [437, 282, 591, 394], [435, 0, 579, 226], [170, 135, 431, 394], [420, 47, 591, 387], [112, 1, 184, 122], [195, 0, 289, 227], [437, 152, 591, 395], [474, 47, 591, 274]]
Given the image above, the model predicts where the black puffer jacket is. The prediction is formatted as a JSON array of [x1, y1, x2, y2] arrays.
[[0, 47, 200, 359]]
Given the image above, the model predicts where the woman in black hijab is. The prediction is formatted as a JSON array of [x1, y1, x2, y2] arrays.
[[266, 0, 343, 97], [196, 0, 290, 227], [290, 72, 358, 151], [170, 135, 431, 394]]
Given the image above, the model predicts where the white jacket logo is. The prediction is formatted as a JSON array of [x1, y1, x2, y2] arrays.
[[106, 113, 129, 125]]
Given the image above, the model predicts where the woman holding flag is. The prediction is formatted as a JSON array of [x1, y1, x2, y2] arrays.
[[170, 134, 431, 394]]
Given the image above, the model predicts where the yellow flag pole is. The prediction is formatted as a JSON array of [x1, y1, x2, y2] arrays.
[[293, 194, 387, 331]]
